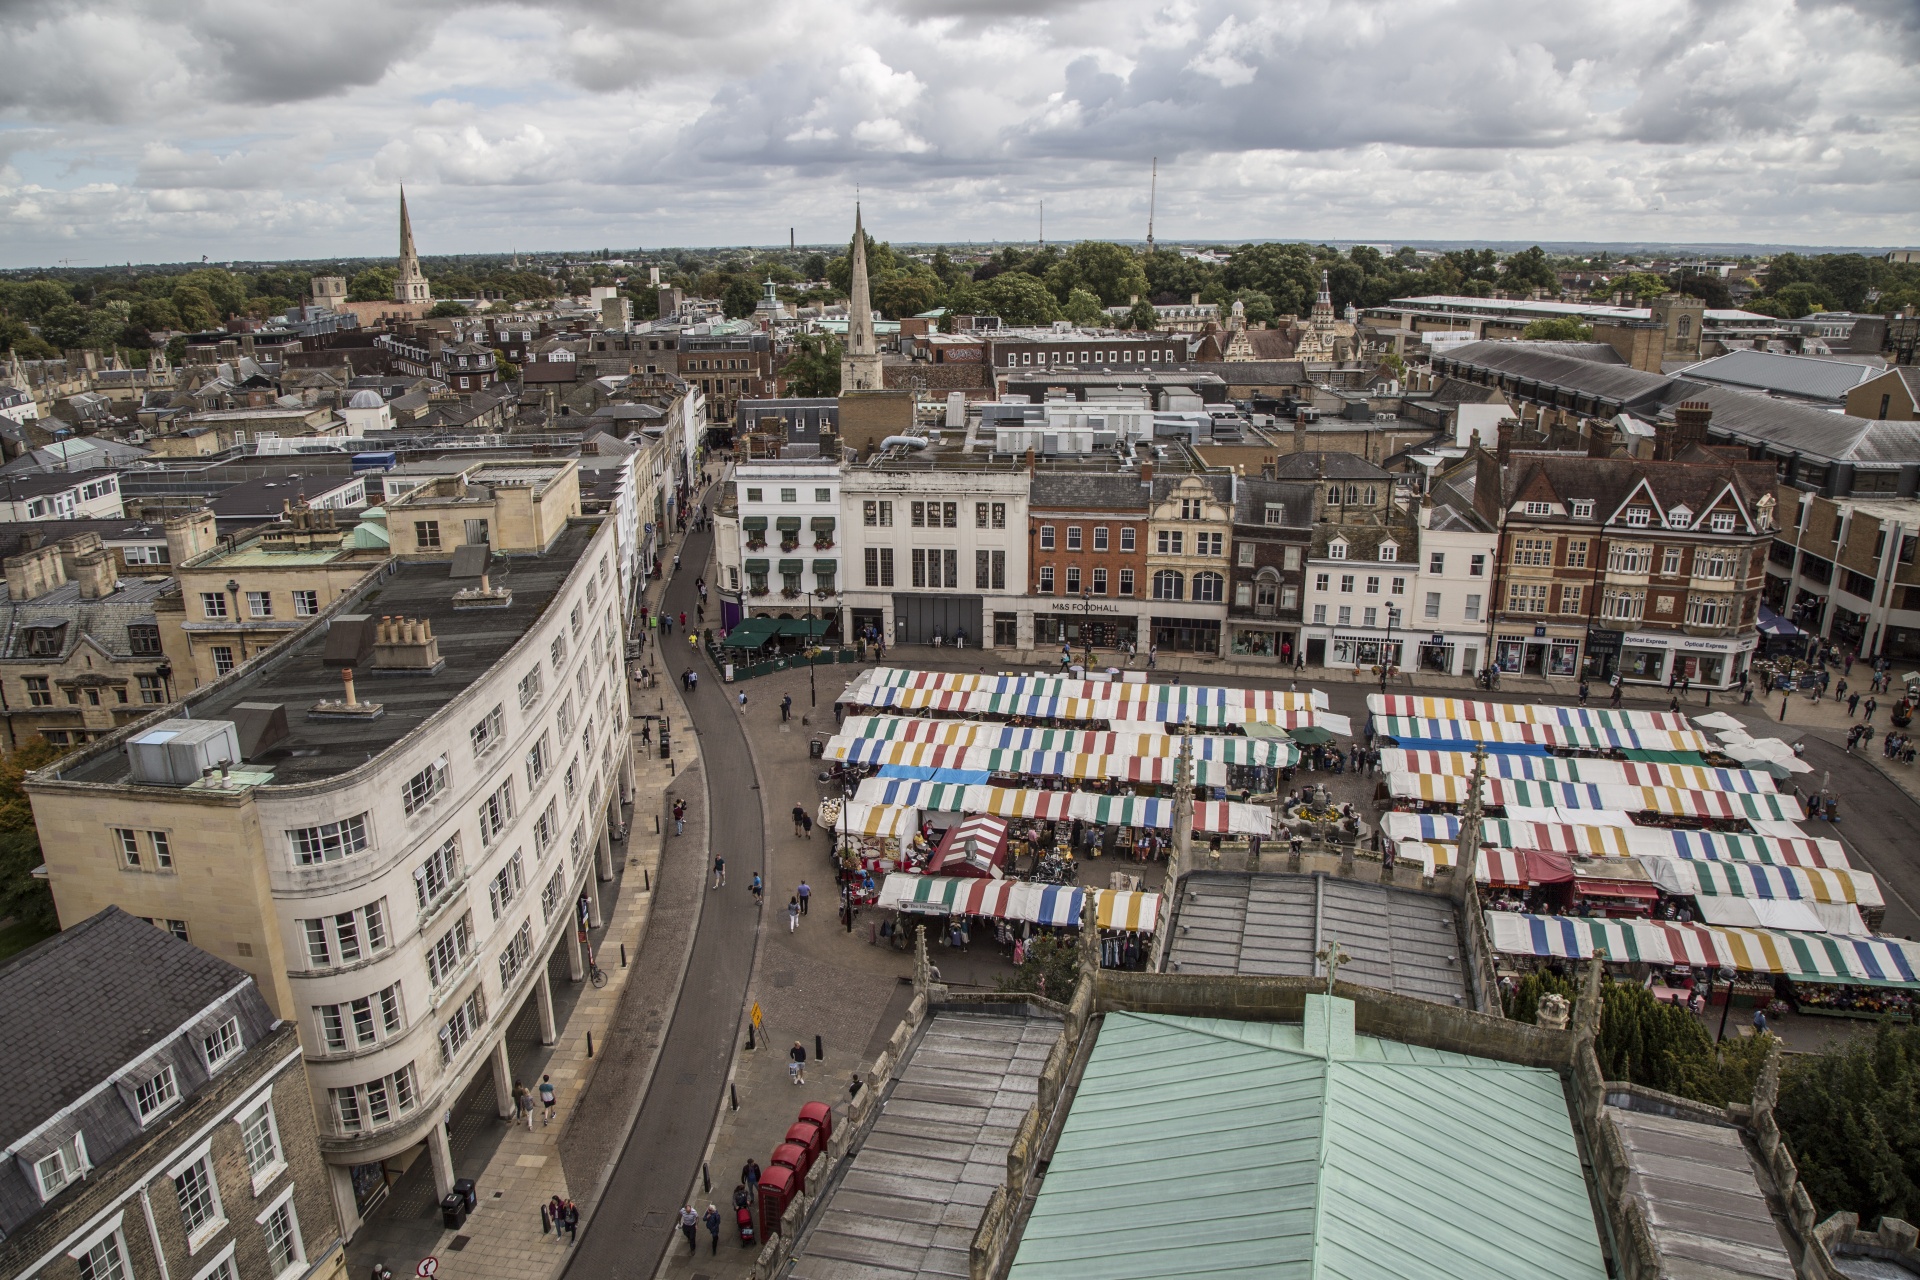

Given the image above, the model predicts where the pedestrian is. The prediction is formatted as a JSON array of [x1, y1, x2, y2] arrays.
[[1838, 678, 1849, 703], [781, 693, 793, 721], [788, 895, 801, 932], [712, 854, 726, 889], [835, 701, 845, 724], [1849, 691, 1861, 717], [743, 1159, 762, 1191], [688, 669, 698, 692], [1578, 679, 1589, 706], [547, 1196, 565, 1244], [674, 798, 687, 836], [798, 880, 811, 914], [513, 1081, 534, 1130], [540, 1074, 557, 1125], [564, 1200, 578, 1242], [802, 811, 814, 839], [704, 1204, 722, 1254], [733, 1182, 751, 1212], [1753, 1007, 1769, 1034], [679, 1205, 699, 1254], [1866, 697, 1878, 722], [849, 1071, 864, 1100], [738, 690, 747, 709], [792, 803, 808, 836], [790, 1040, 808, 1085], [1669, 696, 1680, 714], [750, 872, 763, 904], [679, 611, 687, 630], [674, 553, 682, 573], [1148, 643, 1158, 669]]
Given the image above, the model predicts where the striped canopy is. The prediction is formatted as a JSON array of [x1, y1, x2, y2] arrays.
[[1380, 813, 1850, 870], [965, 787, 1075, 820], [853, 778, 971, 812], [1068, 793, 1171, 828], [1379, 748, 1776, 794], [838, 803, 915, 838], [1368, 695, 1688, 730], [832, 718, 1295, 768], [1641, 858, 1882, 908], [1485, 912, 1920, 984], [1376, 717, 1709, 754], [1193, 801, 1275, 836], [878, 874, 1162, 931]]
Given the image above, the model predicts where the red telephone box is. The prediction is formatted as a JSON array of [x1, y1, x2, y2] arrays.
[[772, 1140, 814, 1184], [786, 1120, 825, 1166], [799, 1100, 833, 1142], [757, 1164, 798, 1242]]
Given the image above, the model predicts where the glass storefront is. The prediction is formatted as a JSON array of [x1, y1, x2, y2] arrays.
[[1549, 640, 1580, 676], [1037, 614, 1137, 649], [1620, 646, 1667, 680], [1671, 651, 1726, 684], [1495, 637, 1526, 672], [1331, 636, 1404, 667], [1151, 616, 1222, 653], [1417, 640, 1454, 673], [1231, 628, 1296, 658]]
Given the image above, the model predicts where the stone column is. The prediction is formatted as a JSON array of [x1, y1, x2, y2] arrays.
[[427, 1120, 456, 1203], [596, 826, 615, 881], [535, 963, 557, 1045], [491, 1037, 515, 1119], [583, 874, 604, 929], [566, 921, 585, 982]]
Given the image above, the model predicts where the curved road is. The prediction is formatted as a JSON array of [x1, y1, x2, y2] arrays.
[[564, 522, 765, 1279]]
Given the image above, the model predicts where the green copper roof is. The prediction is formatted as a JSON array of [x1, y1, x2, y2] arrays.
[[1007, 1002, 1607, 1280]]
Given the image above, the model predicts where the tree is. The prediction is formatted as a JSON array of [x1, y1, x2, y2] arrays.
[[1773, 282, 1833, 318], [1777, 1024, 1920, 1224], [1061, 287, 1107, 326], [1522, 317, 1594, 341], [1224, 288, 1276, 327], [347, 267, 397, 303], [34, 303, 93, 351], [978, 273, 1062, 326], [995, 933, 1079, 1000], [0, 737, 65, 934], [1045, 241, 1150, 306], [428, 300, 470, 319], [1618, 271, 1671, 302], [1126, 299, 1159, 331], [872, 272, 941, 320], [0, 279, 73, 322], [782, 333, 842, 397], [803, 253, 828, 281], [722, 277, 759, 320], [1500, 246, 1560, 294]]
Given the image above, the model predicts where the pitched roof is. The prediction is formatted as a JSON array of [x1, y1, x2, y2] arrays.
[[1007, 1005, 1607, 1280], [1269, 451, 1393, 481], [1029, 471, 1152, 511], [1501, 454, 1775, 528], [1677, 349, 1881, 402]]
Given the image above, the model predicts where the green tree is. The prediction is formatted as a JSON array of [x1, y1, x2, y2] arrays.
[[1773, 282, 1833, 318], [782, 333, 842, 397], [995, 933, 1080, 1000], [347, 267, 397, 303], [1618, 271, 1671, 301], [722, 277, 759, 319], [168, 284, 219, 332], [175, 268, 246, 318], [872, 272, 941, 320], [1126, 299, 1159, 330], [1061, 287, 1107, 326], [0, 738, 65, 934], [0, 279, 73, 322], [1045, 241, 1151, 306], [427, 300, 470, 319], [977, 272, 1062, 326], [1, 318, 56, 358], [34, 303, 93, 351], [1224, 288, 1276, 327], [1501, 246, 1561, 294], [1522, 317, 1594, 341], [1777, 1024, 1920, 1223], [803, 252, 828, 281], [1142, 248, 1223, 302]]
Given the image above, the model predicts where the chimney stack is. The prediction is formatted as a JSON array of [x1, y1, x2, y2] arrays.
[[1294, 408, 1309, 455], [4, 544, 65, 603], [73, 548, 114, 600], [340, 667, 359, 708], [1140, 459, 1154, 488], [1671, 401, 1712, 457], [1496, 418, 1516, 466], [1587, 419, 1612, 459]]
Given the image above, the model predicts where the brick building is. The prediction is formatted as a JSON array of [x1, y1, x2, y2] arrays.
[[1226, 478, 1315, 660], [1026, 472, 1151, 652]]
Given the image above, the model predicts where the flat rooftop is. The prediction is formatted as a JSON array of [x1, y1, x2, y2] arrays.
[[1165, 872, 1469, 1007], [788, 1008, 1056, 1280], [62, 521, 599, 788]]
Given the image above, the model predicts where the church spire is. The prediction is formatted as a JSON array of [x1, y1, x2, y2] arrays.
[[393, 186, 432, 308], [839, 203, 883, 393]]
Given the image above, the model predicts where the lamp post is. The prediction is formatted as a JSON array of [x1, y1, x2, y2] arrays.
[[1380, 605, 1399, 691], [808, 588, 827, 708], [1081, 589, 1094, 668]]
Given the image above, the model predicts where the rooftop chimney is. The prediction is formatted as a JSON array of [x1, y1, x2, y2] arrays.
[[72, 548, 114, 600], [371, 615, 445, 673], [1496, 418, 1516, 466], [4, 544, 65, 603], [1671, 401, 1712, 457]]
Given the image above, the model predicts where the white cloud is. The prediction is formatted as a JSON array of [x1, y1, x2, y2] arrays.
[[0, 0, 1915, 265]]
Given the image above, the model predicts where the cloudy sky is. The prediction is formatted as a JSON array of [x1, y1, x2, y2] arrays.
[[2, 0, 1917, 266]]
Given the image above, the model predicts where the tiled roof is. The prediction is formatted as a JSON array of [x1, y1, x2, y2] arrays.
[[1269, 451, 1392, 481], [1029, 472, 1151, 511], [1677, 349, 1881, 402]]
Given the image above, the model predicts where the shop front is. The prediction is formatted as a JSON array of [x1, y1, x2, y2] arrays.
[[1412, 630, 1479, 677], [1330, 632, 1404, 669], [1035, 600, 1141, 652], [1493, 626, 1581, 677], [1615, 629, 1756, 688], [1583, 627, 1623, 681], [1151, 615, 1223, 653], [1230, 624, 1297, 660]]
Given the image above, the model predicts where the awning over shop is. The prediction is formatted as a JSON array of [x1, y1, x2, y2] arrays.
[[720, 617, 778, 649], [812, 559, 837, 575], [743, 558, 770, 574], [778, 558, 803, 574], [810, 517, 836, 531], [774, 617, 832, 637]]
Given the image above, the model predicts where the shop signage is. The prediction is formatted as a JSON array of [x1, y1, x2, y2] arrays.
[[1584, 627, 1624, 656], [1618, 630, 1756, 654], [1533, 625, 1547, 637], [1053, 600, 1130, 615], [1430, 633, 1445, 645]]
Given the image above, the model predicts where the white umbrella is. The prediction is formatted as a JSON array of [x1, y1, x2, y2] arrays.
[[1692, 711, 1746, 731]]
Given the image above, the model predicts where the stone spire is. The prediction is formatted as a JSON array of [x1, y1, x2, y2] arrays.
[[1311, 269, 1334, 330], [393, 186, 432, 307], [1450, 739, 1487, 906], [839, 204, 883, 393]]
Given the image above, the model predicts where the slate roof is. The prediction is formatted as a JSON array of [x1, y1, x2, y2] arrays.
[[1503, 454, 1776, 527], [788, 1009, 1056, 1280], [1677, 349, 1881, 403], [1269, 451, 1393, 482], [1029, 471, 1152, 512], [1604, 1104, 1797, 1280], [1231, 479, 1317, 529], [1181, 360, 1310, 385], [1165, 873, 1468, 1006], [1149, 472, 1234, 504], [1006, 1005, 1608, 1280]]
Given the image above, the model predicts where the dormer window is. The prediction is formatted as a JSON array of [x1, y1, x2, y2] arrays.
[[134, 1064, 179, 1121], [1570, 500, 1594, 519], [34, 1133, 86, 1199], [1710, 512, 1736, 533], [1378, 542, 1398, 562], [1327, 540, 1348, 561], [1623, 507, 1651, 528], [1668, 505, 1692, 526], [1523, 501, 1553, 516]]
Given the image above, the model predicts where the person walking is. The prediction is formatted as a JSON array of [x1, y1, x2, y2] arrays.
[[563, 1200, 578, 1243], [788, 895, 801, 932], [678, 1205, 700, 1254], [733, 1182, 751, 1214], [798, 880, 811, 914], [712, 854, 726, 889], [1866, 697, 1878, 723], [781, 693, 793, 721], [674, 798, 687, 836], [539, 1074, 557, 1125], [512, 1081, 534, 1130], [789, 1040, 808, 1085], [742, 1159, 762, 1192], [1148, 642, 1158, 669], [738, 690, 747, 709], [750, 872, 763, 905], [673, 553, 682, 574], [679, 611, 687, 630], [548, 1196, 566, 1245], [792, 803, 808, 837], [1578, 679, 1589, 706], [704, 1204, 722, 1254], [1849, 691, 1861, 717]]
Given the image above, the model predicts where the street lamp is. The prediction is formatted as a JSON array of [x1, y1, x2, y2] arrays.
[[1380, 605, 1399, 692], [807, 588, 827, 708], [1081, 589, 1094, 668]]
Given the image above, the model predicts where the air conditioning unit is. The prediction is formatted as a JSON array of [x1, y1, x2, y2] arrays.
[[126, 719, 241, 786]]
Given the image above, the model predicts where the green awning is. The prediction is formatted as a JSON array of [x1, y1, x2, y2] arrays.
[[810, 517, 836, 530], [1619, 749, 1709, 765], [742, 516, 767, 531], [721, 618, 778, 648], [775, 618, 832, 637], [743, 558, 769, 573], [775, 516, 802, 531], [812, 559, 837, 574], [1242, 723, 1292, 741], [778, 558, 803, 573], [1288, 726, 1336, 746]]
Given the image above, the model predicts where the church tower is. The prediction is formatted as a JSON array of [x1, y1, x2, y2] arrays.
[[840, 205, 883, 393], [1310, 269, 1335, 333], [393, 187, 433, 307]]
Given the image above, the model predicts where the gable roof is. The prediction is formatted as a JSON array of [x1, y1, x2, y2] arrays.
[[1677, 349, 1880, 402]]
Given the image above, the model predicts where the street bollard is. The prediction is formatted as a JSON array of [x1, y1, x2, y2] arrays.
[[746, 1024, 756, 1051], [815, 1034, 823, 1063], [703, 1163, 711, 1193], [620, 943, 628, 968], [586, 1031, 594, 1058], [644, 868, 651, 891], [730, 1083, 739, 1111]]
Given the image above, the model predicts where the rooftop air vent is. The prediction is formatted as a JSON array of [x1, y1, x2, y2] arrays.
[[127, 719, 241, 786]]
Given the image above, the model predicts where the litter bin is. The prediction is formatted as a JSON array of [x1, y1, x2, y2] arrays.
[[454, 1178, 477, 1212], [441, 1193, 467, 1229]]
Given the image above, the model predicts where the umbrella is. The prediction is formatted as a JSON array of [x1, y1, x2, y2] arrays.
[[1692, 711, 1746, 731], [1289, 726, 1336, 746]]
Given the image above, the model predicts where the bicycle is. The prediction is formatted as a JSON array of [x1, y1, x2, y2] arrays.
[[584, 947, 608, 988]]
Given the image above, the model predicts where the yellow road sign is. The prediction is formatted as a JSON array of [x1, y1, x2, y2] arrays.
[[750, 1002, 763, 1029]]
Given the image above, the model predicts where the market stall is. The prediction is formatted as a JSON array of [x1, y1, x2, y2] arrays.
[[930, 815, 1011, 878]]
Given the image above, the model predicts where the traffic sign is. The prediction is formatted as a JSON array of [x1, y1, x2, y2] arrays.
[[750, 1002, 763, 1029], [418, 1259, 438, 1277]]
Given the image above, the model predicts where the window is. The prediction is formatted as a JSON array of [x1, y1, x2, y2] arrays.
[[535, 799, 560, 854], [76, 1233, 126, 1280], [470, 704, 505, 756], [1264, 503, 1286, 526], [1571, 500, 1594, 519], [1156, 530, 1183, 555], [402, 758, 449, 816], [1710, 512, 1736, 533], [525, 734, 551, 789], [201, 591, 229, 619], [124, 544, 168, 566], [1038, 565, 1054, 593], [911, 548, 927, 588], [1464, 593, 1482, 622], [1120, 528, 1135, 552], [1065, 566, 1081, 593], [427, 910, 475, 987], [261, 1197, 302, 1276], [175, 1154, 222, 1239], [35, 1134, 85, 1199], [136, 1064, 179, 1120], [245, 591, 273, 618], [518, 667, 541, 708], [1507, 582, 1549, 613], [115, 828, 140, 867], [288, 814, 369, 865], [1152, 570, 1183, 600], [1512, 538, 1553, 567], [1364, 607, 1378, 627], [1340, 574, 1355, 593], [315, 984, 403, 1051], [212, 646, 235, 677], [1623, 506, 1651, 528], [976, 502, 989, 528], [128, 623, 163, 655], [1559, 584, 1584, 614], [1609, 543, 1652, 574], [1686, 594, 1733, 627], [1365, 575, 1380, 594], [568, 603, 583, 639], [779, 488, 797, 503], [1337, 605, 1352, 625], [1428, 551, 1445, 575], [1039, 524, 1055, 551], [499, 919, 533, 987], [1697, 551, 1736, 580], [1118, 568, 1135, 595], [1091, 566, 1108, 594], [1180, 498, 1203, 520], [1193, 571, 1224, 602], [478, 780, 513, 846], [1523, 501, 1553, 516], [414, 837, 460, 913], [1313, 604, 1327, 624], [1327, 541, 1347, 560], [1197, 532, 1223, 556], [1391, 576, 1406, 595], [863, 500, 891, 527], [1378, 542, 1397, 562], [549, 634, 568, 671], [1424, 592, 1441, 620], [1662, 547, 1683, 575], [240, 1101, 282, 1182], [745, 487, 763, 503], [1237, 543, 1255, 567], [488, 852, 524, 920], [439, 988, 488, 1064], [1066, 526, 1082, 551], [414, 520, 442, 549], [1602, 589, 1645, 621], [203, 1017, 241, 1069], [1469, 554, 1486, 577], [864, 546, 894, 587], [542, 869, 566, 921], [1566, 540, 1588, 569], [1092, 526, 1108, 551]]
